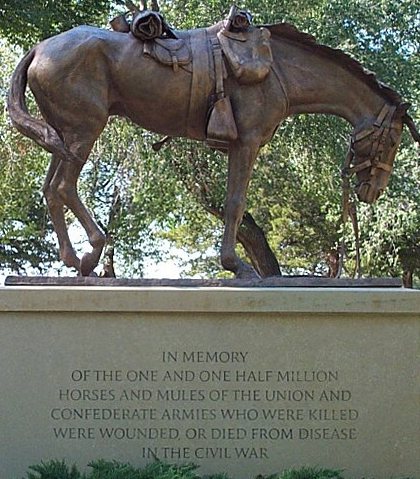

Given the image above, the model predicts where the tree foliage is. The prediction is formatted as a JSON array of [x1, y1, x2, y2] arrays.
[[0, 1, 114, 49], [0, 41, 56, 274]]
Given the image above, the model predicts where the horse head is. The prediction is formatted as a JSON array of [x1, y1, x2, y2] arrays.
[[347, 102, 410, 204]]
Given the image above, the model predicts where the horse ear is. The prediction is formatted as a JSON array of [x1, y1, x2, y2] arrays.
[[396, 102, 411, 118]]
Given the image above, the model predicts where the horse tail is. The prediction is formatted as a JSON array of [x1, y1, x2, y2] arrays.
[[7, 48, 80, 163]]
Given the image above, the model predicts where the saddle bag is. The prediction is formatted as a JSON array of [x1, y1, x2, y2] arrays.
[[144, 38, 191, 72], [110, 14, 130, 33], [217, 27, 273, 85]]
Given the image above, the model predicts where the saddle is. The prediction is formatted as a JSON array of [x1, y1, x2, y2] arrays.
[[110, 6, 274, 146], [205, 7, 273, 148], [111, 9, 192, 72]]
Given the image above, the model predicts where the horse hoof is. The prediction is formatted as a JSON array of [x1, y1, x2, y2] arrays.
[[236, 262, 259, 280], [80, 252, 97, 277]]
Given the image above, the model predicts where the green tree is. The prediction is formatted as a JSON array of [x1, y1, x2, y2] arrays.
[[0, 0, 113, 49], [0, 41, 57, 273]]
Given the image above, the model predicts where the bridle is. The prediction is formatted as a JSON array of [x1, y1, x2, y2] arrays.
[[338, 103, 401, 277], [342, 103, 399, 185]]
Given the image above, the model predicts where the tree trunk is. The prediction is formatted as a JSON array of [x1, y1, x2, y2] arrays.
[[326, 249, 340, 278], [402, 270, 413, 288], [205, 206, 281, 277], [237, 212, 281, 277], [98, 186, 121, 278], [100, 242, 116, 278], [126, 1, 140, 13], [136, 0, 159, 10]]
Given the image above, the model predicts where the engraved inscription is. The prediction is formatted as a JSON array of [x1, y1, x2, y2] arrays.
[[50, 351, 360, 460]]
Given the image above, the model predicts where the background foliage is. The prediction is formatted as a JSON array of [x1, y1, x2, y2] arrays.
[[0, 0, 419, 282], [0, 41, 56, 273]]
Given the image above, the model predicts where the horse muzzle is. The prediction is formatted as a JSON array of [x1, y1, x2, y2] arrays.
[[356, 181, 384, 204]]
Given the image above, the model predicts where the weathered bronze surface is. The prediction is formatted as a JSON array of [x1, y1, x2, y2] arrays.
[[7, 13, 418, 277]]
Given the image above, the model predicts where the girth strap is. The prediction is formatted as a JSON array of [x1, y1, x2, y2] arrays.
[[186, 29, 213, 140]]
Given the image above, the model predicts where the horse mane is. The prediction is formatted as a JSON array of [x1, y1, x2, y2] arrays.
[[265, 23, 402, 105]]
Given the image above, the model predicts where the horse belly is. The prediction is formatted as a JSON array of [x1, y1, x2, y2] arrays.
[[115, 68, 194, 136], [111, 56, 197, 138]]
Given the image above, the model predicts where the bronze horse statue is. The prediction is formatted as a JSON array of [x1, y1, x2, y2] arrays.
[[8, 18, 420, 277]]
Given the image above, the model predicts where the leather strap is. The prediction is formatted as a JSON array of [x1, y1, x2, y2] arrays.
[[348, 158, 371, 174], [374, 103, 391, 127], [211, 37, 225, 101], [354, 127, 374, 142], [186, 29, 213, 140]]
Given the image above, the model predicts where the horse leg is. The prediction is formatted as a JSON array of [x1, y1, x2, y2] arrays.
[[221, 140, 260, 278], [43, 155, 80, 271], [45, 127, 107, 276], [27, 53, 110, 275], [51, 159, 106, 276]]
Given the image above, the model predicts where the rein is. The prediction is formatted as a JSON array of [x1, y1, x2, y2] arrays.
[[339, 145, 361, 278], [338, 103, 398, 277]]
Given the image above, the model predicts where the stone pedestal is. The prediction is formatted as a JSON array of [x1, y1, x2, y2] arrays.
[[0, 286, 419, 478]]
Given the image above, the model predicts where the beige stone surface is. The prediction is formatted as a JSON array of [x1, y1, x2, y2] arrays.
[[0, 287, 419, 478]]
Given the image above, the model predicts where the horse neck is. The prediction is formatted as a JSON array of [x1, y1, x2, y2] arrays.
[[274, 39, 388, 127]]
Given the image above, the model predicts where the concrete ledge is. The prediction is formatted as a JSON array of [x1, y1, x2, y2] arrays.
[[1, 287, 419, 479], [1, 286, 419, 314]]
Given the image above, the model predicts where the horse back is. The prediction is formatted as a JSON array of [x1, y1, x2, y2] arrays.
[[28, 26, 209, 138], [27, 24, 283, 144]]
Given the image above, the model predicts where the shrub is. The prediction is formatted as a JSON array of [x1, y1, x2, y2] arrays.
[[22, 460, 416, 479]]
